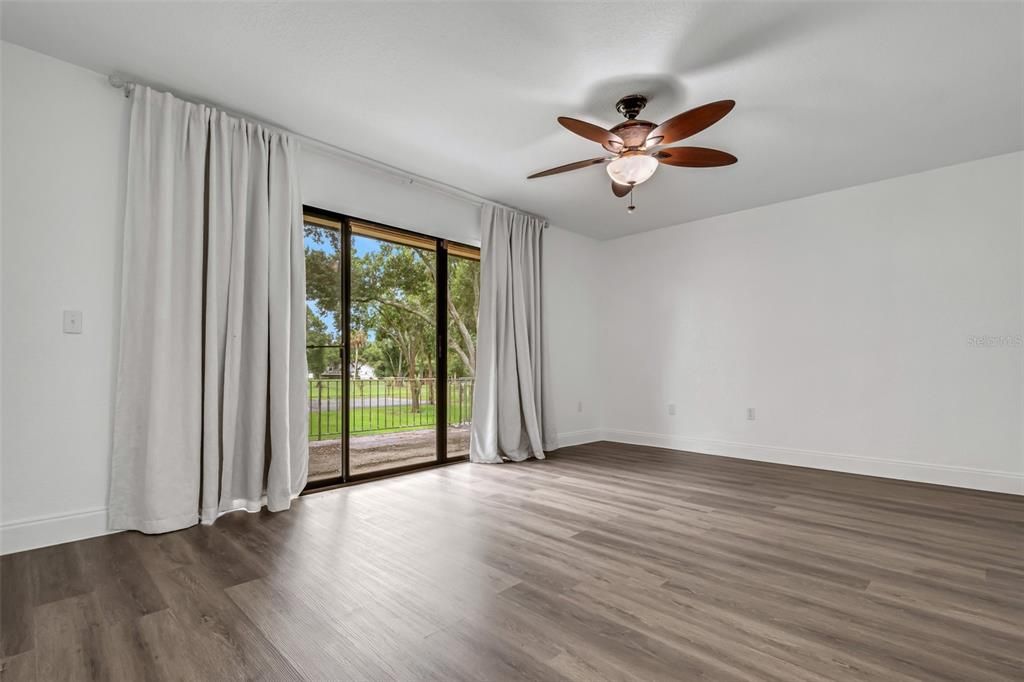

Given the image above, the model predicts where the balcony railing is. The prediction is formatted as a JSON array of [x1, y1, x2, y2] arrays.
[[308, 377, 474, 441]]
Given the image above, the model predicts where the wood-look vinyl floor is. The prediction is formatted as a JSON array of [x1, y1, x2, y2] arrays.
[[2, 442, 1022, 681]]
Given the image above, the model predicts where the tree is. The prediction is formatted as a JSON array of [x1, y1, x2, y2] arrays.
[[446, 256, 480, 376], [351, 242, 437, 411], [304, 225, 341, 318], [349, 328, 368, 377], [306, 306, 337, 377], [357, 245, 480, 377], [303, 222, 481, 415]]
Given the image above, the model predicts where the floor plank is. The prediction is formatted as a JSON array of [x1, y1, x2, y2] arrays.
[[1, 442, 1021, 680]]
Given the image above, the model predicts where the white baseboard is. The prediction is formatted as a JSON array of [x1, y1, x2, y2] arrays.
[[1, 431, 604, 554], [602, 429, 1024, 496], [553, 429, 603, 450], [0, 507, 115, 555], [5, 431, 1015, 555]]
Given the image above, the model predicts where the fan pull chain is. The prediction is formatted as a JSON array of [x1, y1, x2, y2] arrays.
[[627, 185, 636, 213]]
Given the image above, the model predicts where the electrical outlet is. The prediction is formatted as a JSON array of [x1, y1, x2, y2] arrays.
[[747, 407, 756, 421], [63, 310, 83, 334], [668, 403, 676, 416]]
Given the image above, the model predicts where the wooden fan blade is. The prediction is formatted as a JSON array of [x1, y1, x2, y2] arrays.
[[655, 147, 738, 167], [527, 157, 607, 179], [646, 100, 735, 146], [612, 181, 631, 198], [558, 117, 624, 151]]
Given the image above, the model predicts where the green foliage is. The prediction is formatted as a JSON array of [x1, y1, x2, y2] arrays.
[[306, 306, 338, 378], [304, 225, 341, 320], [446, 256, 480, 376], [351, 241, 437, 393], [304, 221, 479, 393]]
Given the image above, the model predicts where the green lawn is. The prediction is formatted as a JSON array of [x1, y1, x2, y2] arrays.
[[309, 402, 472, 440], [309, 380, 418, 400], [307, 379, 471, 401], [307, 380, 342, 399]]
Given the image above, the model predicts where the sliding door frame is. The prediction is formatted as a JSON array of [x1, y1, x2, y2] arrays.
[[302, 205, 472, 493]]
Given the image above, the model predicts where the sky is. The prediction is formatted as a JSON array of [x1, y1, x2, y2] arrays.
[[304, 233, 378, 257]]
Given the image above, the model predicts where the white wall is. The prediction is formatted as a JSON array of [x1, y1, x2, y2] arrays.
[[0, 43, 603, 553], [542, 226, 605, 447], [300, 148, 481, 247], [1, 42, 129, 552], [599, 152, 1024, 494], [1, 9, 6, 543]]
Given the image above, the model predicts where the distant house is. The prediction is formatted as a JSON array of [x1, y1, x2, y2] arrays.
[[320, 364, 376, 380], [319, 366, 343, 381]]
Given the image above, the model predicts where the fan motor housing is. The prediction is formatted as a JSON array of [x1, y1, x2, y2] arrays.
[[610, 119, 656, 148]]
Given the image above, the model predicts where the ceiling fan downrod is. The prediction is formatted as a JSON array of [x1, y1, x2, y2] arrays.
[[616, 94, 648, 120]]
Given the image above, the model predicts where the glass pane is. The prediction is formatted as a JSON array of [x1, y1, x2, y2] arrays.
[[349, 233, 437, 475], [446, 251, 480, 458], [304, 217, 343, 483]]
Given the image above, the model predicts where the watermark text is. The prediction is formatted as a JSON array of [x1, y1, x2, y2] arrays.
[[967, 335, 1023, 347]]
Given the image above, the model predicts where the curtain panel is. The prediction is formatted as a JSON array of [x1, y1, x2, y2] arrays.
[[109, 86, 307, 533], [470, 205, 554, 463]]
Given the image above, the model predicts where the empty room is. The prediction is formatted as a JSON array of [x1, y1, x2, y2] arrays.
[[1, 1, 1022, 680]]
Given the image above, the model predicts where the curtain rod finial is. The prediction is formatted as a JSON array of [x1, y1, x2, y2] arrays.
[[108, 74, 135, 98]]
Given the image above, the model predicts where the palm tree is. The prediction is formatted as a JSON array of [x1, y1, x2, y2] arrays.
[[349, 328, 368, 378]]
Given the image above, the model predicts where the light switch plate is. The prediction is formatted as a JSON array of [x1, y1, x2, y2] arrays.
[[63, 310, 83, 334]]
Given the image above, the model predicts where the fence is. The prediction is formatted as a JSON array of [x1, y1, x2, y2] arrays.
[[308, 377, 474, 441]]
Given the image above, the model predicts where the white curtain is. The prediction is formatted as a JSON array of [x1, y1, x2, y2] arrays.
[[470, 205, 554, 463], [109, 86, 307, 534]]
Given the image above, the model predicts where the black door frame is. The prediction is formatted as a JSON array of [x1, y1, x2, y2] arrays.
[[302, 205, 473, 493]]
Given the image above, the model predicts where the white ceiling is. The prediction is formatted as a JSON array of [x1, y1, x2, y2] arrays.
[[3, 1, 1022, 239]]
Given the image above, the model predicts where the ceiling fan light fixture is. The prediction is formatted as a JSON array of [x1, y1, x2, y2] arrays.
[[606, 152, 658, 187]]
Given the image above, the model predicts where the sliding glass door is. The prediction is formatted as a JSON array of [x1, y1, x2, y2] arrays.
[[445, 244, 480, 458], [348, 222, 439, 476], [304, 207, 478, 488], [304, 212, 344, 483]]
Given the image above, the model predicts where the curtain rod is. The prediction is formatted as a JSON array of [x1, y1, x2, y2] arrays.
[[107, 75, 547, 225]]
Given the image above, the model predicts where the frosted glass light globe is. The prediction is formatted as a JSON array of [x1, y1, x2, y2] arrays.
[[606, 153, 658, 186]]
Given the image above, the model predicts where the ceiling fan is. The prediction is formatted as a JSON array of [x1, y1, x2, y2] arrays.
[[527, 94, 737, 211]]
